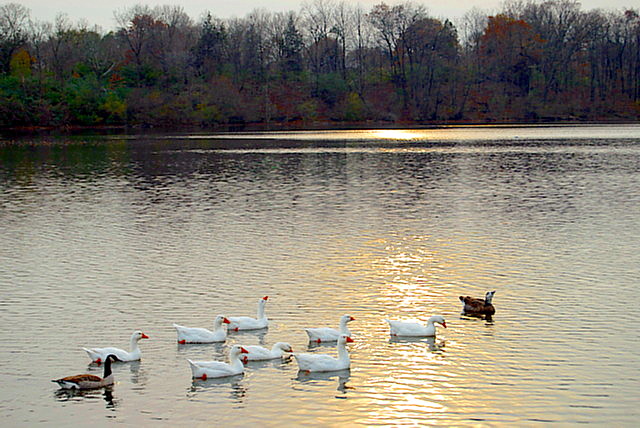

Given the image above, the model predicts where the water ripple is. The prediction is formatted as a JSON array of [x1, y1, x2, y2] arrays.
[[1, 128, 639, 426]]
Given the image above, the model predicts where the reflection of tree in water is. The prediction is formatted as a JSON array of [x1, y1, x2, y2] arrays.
[[0, 140, 134, 184], [54, 386, 118, 409]]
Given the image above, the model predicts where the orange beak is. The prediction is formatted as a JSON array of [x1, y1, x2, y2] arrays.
[[141, 333, 149, 339], [240, 347, 249, 354], [346, 336, 354, 343], [350, 316, 355, 321], [442, 322, 447, 328], [223, 318, 231, 324], [263, 296, 269, 301]]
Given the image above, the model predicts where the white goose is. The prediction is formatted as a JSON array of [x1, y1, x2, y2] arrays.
[[83, 331, 149, 363], [385, 315, 447, 337], [293, 334, 353, 372], [187, 345, 249, 380], [53, 354, 119, 389], [242, 342, 293, 362], [305, 314, 355, 343], [228, 296, 269, 331], [173, 315, 230, 344]]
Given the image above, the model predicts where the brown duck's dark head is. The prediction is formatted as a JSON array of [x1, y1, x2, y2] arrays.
[[485, 290, 496, 305]]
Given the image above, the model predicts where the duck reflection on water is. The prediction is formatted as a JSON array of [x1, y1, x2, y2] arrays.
[[176, 341, 227, 361], [306, 339, 340, 350], [295, 369, 352, 394], [127, 360, 150, 386], [389, 335, 446, 352], [54, 386, 117, 408], [188, 374, 247, 402], [226, 327, 269, 346]]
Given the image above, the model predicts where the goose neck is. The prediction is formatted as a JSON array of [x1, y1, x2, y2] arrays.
[[270, 344, 283, 356], [257, 302, 267, 320], [130, 336, 140, 351], [337, 341, 350, 362], [339, 319, 351, 335], [229, 353, 245, 370], [103, 358, 114, 378], [427, 316, 444, 326]]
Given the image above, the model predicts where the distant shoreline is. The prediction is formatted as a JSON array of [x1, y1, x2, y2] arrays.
[[3, 119, 638, 138]]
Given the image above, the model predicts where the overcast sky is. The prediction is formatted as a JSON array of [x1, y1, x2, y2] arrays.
[[12, 0, 637, 30]]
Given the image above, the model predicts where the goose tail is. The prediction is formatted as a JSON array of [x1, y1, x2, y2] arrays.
[[82, 347, 99, 361]]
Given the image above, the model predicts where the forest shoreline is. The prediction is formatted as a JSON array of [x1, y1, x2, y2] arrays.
[[2, 1, 639, 132]]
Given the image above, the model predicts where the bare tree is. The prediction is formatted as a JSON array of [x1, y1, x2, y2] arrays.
[[27, 18, 51, 81], [0, 2, 31, 73], [114, 4, 162, 86], [346, 4, 373, 95], [368, 2, 428, 109], [155, 5, 196, 78]]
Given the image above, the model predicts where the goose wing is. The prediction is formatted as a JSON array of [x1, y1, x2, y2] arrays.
[[460, 295, 485, 306], [189, 360, 230, 370], [305, 327, 340, 341], [173, 324, 218, 342], [228, 316, 265, 330], [83, 346, 130, 361], [244, 345, 271, 360], [55, 374, 102, 383], [460, 296, 493, 314], [294, 353, 339, 371], [385, 319, 426, 335]]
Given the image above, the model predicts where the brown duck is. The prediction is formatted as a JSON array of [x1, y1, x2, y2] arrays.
[[52, 354, 119, 389], [459, 290, 496, 318]]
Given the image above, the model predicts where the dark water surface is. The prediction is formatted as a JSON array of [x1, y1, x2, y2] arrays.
[[1, 125, 639, 426]]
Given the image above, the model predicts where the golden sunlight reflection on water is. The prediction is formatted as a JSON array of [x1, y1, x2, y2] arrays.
[[367, 129, 421, 140], [189, 123, 640, 142]]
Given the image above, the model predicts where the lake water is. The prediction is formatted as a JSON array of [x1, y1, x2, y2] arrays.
[[1, 124, 639, 426]]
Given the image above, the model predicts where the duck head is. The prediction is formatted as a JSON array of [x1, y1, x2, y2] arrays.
[[485, 290, 496, 305], [431, 315, 447, 328], [230, 345, 249, 358], [215, 315, 231, 326], [133, 331, 149, 341], [339, 334, 354, 344], [277, 342, 293, 353]]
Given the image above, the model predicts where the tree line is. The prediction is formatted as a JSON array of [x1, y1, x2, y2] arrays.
[[1, 0, 639, 129]]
